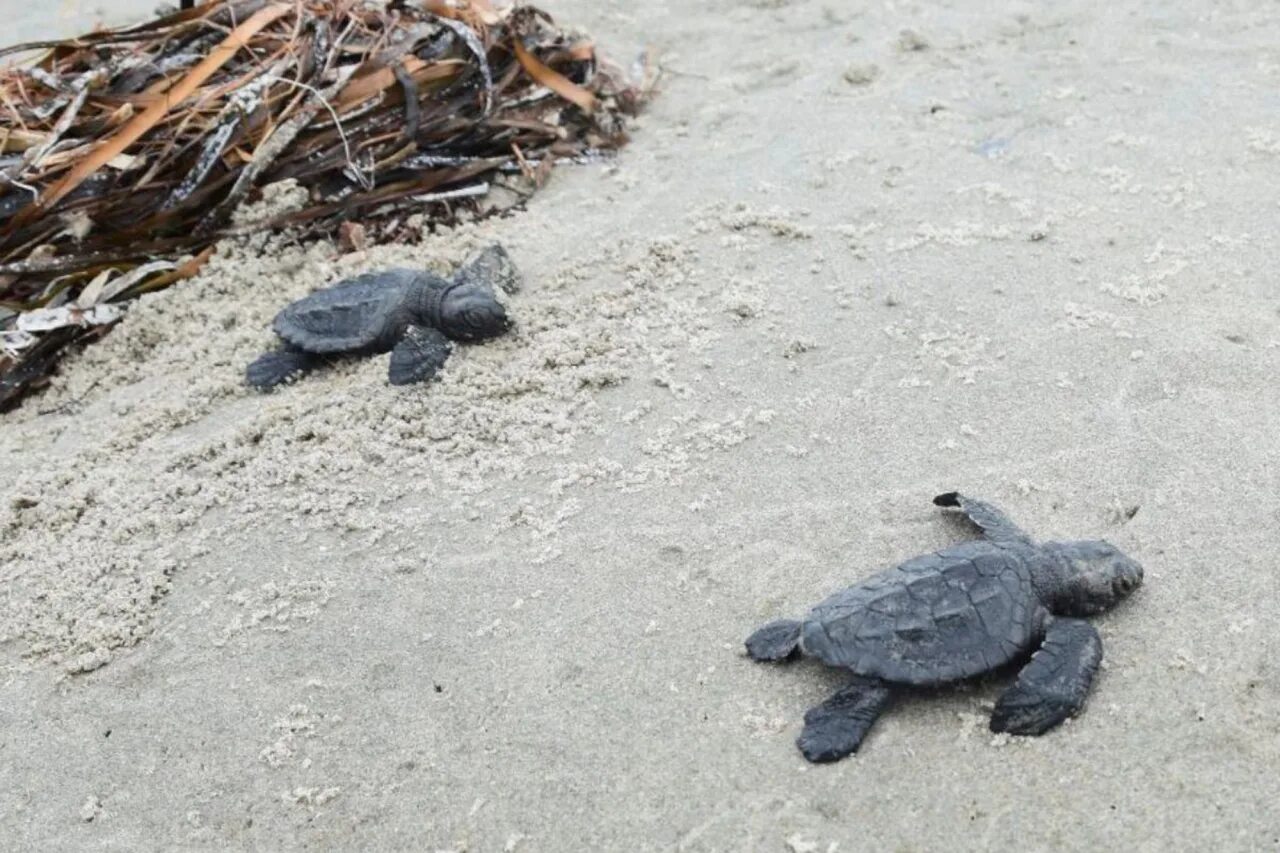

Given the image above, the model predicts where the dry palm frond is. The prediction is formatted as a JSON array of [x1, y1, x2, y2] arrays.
[[0, 0, 643, 410]]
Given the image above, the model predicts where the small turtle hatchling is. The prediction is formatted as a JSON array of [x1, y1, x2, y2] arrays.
[[246, 244, 518, 389], [746, 492, 1143, 763]]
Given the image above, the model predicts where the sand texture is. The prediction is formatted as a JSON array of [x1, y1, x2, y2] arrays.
[[2, 0, 1278, 850]]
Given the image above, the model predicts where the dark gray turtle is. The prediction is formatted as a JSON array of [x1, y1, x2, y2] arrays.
[[745, 492, 1143, 763], [246, 244, 518, 389]]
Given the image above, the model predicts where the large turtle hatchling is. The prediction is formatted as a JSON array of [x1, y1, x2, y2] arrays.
[[745, 492, 1144, 763], [246, 244, 518, 390]]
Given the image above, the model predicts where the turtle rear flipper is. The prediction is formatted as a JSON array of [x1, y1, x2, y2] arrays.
[[247, 347, 319, 390], [388, 325, 453, 386], [797, 676, 892, 762], [989, 617, 1102, 735], [745, 619, 803, 662]]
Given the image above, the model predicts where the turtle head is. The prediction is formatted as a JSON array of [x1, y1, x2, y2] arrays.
[[1045, 540, 1144, 615], [439, 283, 512, 341]]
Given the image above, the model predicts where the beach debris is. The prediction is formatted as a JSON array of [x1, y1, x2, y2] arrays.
[[0, 1, 643, 410], [745, 492, 1144, 763], [247, 243, 517, 389], [15, 303, 122, 334]]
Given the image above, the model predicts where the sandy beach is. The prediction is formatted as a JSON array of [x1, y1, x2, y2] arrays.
[[2, 0, 1278, 850]]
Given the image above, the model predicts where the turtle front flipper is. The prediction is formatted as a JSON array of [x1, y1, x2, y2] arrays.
[[933, 492, 1032, 545], [745, 619, 803, 662], [797, 676, 892, 763], [388, 325, 453, 386], [247, 346, 320, 390], [455, 244, 520, 294], [990, 617, 1102, 736]]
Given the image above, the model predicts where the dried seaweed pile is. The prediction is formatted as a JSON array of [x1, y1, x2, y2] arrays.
[[0, 0, 640, 410]]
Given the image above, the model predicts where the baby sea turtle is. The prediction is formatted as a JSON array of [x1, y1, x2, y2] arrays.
[[745, 492, 1143, 763], [246, 244, 518, 389]]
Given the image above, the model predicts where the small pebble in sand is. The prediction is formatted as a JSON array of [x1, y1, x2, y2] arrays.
[[289, 786, 341, 807], [66, 647, 111, 675], [897, 29, 930, 52], [79, 796, 103, 822], [785, 835, 827, 853], [782, 338, 818, 359], [842, 62, 880, 86]]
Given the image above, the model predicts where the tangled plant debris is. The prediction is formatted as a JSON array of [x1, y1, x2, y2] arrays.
[[0, 0, 642, 409]]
